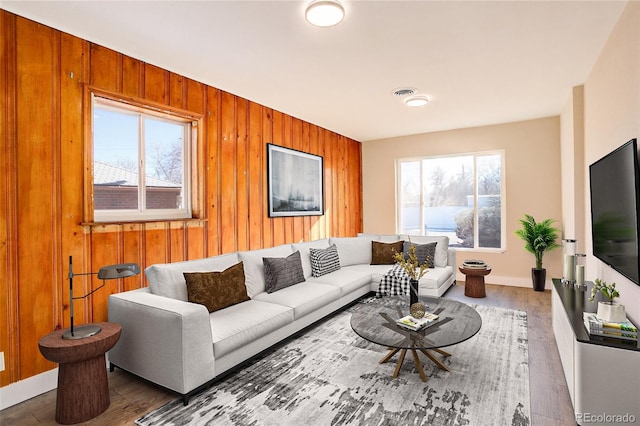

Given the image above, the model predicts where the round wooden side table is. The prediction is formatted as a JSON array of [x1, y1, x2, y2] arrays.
[[459, 267, 491, 298], [38, 322, 121, 424]]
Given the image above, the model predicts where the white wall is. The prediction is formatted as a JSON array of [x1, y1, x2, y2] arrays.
[[579, 1, 640, 322], [362, 117, 563, 288]]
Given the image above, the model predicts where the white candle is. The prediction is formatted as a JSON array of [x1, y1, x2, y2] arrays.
[[564, 254, 575, 281], [576, 264, 584, 286]]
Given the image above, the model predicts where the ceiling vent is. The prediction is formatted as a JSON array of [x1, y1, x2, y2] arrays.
[[392, 87, 417, 97]]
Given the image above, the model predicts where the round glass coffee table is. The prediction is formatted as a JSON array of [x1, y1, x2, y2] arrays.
[[350, 296, 482, 382]]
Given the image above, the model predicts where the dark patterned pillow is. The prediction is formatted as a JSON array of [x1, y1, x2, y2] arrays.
[[309, 244, 341, 277], [403, 241, 437, 268], [371, 240, 404, 265], [263, 251, 305, 293], [184, 262, 249, 313]]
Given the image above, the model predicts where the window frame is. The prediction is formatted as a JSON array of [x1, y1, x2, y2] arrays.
[[84, 88, 204, 224], [396, 150, 506, 251]]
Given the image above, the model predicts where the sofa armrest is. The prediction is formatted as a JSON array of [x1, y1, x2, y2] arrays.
[[447, 248, 457, 270], [108, 288, 215, 395]]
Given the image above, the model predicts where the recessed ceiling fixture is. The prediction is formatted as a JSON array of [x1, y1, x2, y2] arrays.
[[405, 95, 430, 107], [305, 0, 345, 27]]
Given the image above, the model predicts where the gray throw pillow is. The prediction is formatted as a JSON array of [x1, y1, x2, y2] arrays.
[[263, 251, 305, 293], [403, 241, 437, 268], [309, 244, 341, 277]]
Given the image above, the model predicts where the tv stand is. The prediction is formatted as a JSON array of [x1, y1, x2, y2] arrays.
[[551, 279, 639, 425]]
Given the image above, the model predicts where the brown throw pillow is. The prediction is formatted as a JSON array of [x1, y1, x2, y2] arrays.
[[371, 240, 404, 265], [184, 262, 250, 313]]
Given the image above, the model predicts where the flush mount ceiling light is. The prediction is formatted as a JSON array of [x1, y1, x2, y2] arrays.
[[405, 95, 430, 107], [305, 0, 345, 27]]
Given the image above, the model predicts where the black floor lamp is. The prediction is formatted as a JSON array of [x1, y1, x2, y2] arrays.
[[62, 255, 140, 340]]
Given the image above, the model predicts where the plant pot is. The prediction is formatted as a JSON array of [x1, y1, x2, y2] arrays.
[[409, 279, 419, 306], [596, 302, 626, 323], [531, 268, 546, 291]]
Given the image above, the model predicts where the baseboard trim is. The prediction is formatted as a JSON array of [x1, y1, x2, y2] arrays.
[[0, 368, 58, 410]]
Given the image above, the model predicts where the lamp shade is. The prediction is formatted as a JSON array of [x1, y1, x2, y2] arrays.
[[97, 263, 141, 280], [305, 0, 345, 27]]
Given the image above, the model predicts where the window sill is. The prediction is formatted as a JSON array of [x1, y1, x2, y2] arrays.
[[82, 217, 207, 227]]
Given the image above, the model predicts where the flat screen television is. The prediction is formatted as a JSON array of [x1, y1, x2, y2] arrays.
[[589, 138, 640, 285]]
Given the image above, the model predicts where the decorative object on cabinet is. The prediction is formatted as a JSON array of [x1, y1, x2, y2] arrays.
[[589, 278, 626, 323]]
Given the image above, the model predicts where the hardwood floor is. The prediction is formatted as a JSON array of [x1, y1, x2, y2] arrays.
[[1, 282, 575, 425]]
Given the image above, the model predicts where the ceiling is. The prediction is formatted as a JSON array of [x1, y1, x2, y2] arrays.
[[2, 1, 628, 142]]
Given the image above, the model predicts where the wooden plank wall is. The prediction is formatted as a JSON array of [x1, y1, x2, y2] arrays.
[[0, 11, 363, 387]]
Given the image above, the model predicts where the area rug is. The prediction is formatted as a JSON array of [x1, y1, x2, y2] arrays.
[[136, 300, 530, 426]]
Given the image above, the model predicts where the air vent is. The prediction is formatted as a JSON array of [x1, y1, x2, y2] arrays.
[[392, 87, 417, 97]]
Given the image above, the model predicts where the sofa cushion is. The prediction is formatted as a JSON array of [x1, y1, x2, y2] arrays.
[[183, 262, 249, 313], [146, 253, 240, 301], [263, 251, 305, 293], [209, 300, 294, 358], [329, 237, 373, 267], [403, 241, 437, 268], [253, 282, 340, 320], [418, 266, 454, 289], [238, 244, 294, 298], [371, 240, 404, 265], [292, 239, 330, 278], [307, 265, 374, 296], [309, 244, 341, 277], [400, 235, 450, 267]]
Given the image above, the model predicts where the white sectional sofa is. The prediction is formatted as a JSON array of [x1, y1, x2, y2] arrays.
[[108, 234, 456, 404]]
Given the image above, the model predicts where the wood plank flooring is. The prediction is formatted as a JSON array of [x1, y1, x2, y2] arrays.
[[1, 282, 575, 425]]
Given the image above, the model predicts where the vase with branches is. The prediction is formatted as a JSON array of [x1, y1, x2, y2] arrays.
[[393, 242, 431, 307]]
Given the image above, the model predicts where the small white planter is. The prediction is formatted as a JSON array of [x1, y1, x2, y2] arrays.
[[596, 302, 626, 323]]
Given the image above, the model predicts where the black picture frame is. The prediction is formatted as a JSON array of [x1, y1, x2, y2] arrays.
[[267, 144, 324, 217]]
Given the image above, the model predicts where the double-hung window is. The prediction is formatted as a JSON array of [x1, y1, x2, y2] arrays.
[[397, 151, 505, 250], [92, 95, 193, 222]]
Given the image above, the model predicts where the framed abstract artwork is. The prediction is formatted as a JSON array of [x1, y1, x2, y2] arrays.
[[267, 144, 324, 217]]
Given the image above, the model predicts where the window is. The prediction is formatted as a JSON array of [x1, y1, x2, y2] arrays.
[[397, 152, 505, 250], [92, 96, 193, 222]]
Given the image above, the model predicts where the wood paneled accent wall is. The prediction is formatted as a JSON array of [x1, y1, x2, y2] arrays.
[[0, 10, 362, 387]]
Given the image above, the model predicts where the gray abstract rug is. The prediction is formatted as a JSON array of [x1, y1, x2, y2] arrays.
[[136, 300, 530, 426]]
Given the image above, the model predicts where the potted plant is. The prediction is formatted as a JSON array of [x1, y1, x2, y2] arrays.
[[589, 279, 626, 322], [515, 214, 560, 291]]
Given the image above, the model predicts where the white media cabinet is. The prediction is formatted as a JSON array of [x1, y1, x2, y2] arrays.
[[552, 279, 639, 425]]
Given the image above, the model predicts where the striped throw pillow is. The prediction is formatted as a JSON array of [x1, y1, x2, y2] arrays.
[[309, 244, 341, 277]]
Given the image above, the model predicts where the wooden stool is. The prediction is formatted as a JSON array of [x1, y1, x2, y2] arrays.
[[459, 267, 491, 298], [38, 322, 121, 424]]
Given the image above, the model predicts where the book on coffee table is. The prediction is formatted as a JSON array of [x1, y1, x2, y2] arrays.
[[396, 312, 439, 331]]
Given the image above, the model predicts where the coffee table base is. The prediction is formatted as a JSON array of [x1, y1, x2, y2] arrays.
[[380, 347, 451, 382]]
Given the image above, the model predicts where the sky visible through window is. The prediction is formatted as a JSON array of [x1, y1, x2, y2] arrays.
[[94, 107, 183, 173]]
